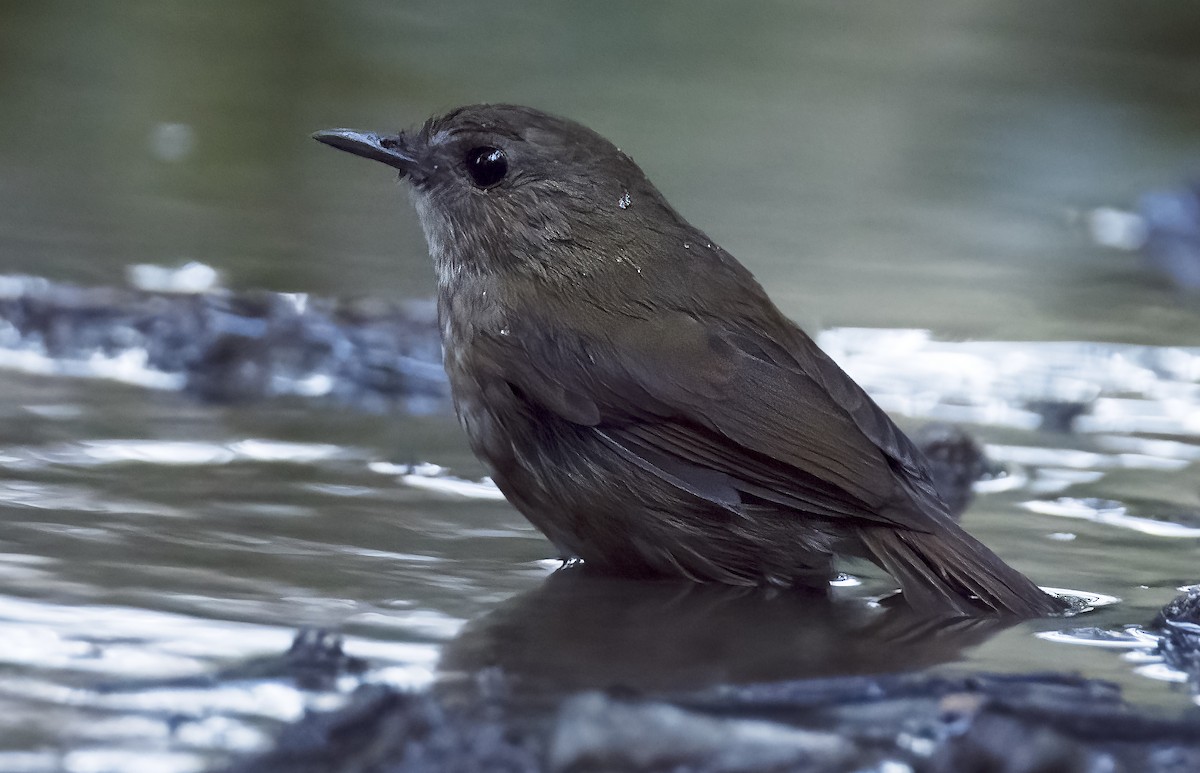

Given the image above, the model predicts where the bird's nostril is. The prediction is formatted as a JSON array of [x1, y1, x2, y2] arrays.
[[380, 137, 400, 150]]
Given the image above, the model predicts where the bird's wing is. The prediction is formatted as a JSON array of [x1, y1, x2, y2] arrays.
[[475, 311, 946, 531]]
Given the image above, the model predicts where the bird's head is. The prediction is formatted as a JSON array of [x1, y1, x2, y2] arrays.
[[315, 104, 679, 284]]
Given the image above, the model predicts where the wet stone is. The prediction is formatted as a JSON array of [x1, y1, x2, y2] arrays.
[[225, 668, 1200, 773], [549, 692, 855, 772], [224, 684, 543, 773], [94, 627, 368, 695], [1152, 589, 1200, 686], [281, 628, 370, 691], [1151, 588, 1200, 630], [912, 422, 990, 518], [0, 276, 449, 410]]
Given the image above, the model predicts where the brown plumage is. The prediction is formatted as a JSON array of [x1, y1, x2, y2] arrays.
[[314, 104, 1063, 617]]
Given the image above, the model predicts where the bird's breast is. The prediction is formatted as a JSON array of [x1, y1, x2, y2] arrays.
[[436, 282, 526, 458]]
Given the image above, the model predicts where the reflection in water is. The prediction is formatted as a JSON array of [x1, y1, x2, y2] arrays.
[[440, 568, 1014, 699]]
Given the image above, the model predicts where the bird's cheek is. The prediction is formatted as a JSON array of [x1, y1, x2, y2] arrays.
[[409, 196, 448, 255]]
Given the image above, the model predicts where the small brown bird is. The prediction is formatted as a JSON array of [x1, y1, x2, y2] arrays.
[[314, 105, 1062, 617]]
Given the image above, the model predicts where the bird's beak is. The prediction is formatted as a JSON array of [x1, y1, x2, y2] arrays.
[[312, 129, 417, 172]]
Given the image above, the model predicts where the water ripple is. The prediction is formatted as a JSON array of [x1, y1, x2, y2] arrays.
[[1022, 498, 1200, 538]]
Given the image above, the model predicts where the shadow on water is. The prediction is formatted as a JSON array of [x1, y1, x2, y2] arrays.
[[439, 568, 1015, 699]]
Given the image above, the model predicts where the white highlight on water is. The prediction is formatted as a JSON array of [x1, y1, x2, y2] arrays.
[[126, 261, 219, 294], [368, 460, 506, 500], [1023, 499, 1200, 538]]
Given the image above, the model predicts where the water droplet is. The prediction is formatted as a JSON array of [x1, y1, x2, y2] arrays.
[[683, 242, 691, 250], [618, 192, 632, 209]]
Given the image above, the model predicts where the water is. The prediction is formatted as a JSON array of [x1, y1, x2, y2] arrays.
[[1, 1, 1199, 770]]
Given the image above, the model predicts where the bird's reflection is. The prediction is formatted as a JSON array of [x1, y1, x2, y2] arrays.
[[439, 566, 1016, 699]]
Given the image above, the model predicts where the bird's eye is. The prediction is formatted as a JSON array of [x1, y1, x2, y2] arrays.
[[464, 146, 508, 188]]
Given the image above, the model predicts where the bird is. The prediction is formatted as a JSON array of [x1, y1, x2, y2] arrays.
[[314, 104, 1063, 618]]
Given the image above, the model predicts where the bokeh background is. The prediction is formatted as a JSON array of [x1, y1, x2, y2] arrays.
[[3, 1, 1199, 339], [1, 3, 1199, 771]]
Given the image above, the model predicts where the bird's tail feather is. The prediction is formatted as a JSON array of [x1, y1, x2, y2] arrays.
[[859, 524, 1063, 618]]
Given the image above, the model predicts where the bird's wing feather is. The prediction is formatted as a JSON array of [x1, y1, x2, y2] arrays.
[[475, 311, 946, 532], [767, 325, 951, 521]]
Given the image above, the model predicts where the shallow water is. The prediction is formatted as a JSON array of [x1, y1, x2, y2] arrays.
[[0, 329, 1196, 770], [1, 2, 1199, 771]]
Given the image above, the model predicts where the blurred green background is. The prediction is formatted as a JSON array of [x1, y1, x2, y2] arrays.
[[2, 1, 1198, 342]]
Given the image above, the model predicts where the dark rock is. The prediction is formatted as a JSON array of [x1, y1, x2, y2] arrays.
[[95, 627, 367, 694], [548, 692, 854, 772], [0, 276, 448, 411], [1151, 588, 1200, 631], [927, 709, 1107, 773], [1151, 588, 1200, 686], [1023, 399, 1092, 433], [281, 628, 370, 691], [913, 423, 990, 518], [225, 683, 542, 773], [225, 669, 1200, 773]]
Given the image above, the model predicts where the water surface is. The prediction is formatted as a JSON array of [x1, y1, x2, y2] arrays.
[[0, 2, 1198, 770]]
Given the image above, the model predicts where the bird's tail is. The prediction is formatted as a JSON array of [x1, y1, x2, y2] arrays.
[[859, 523, 1064, 618]]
